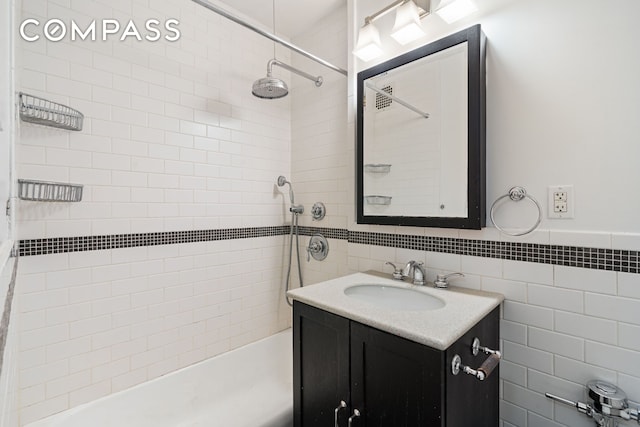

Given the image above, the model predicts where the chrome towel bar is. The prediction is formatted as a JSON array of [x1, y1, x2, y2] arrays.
[[490, 186, 542, 237]]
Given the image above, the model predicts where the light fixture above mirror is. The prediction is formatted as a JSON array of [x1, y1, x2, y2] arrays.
[[390, 0, 426, 45], [353, 22, 384, 62], [435, 0, 478, 24], [354, 0, 479, 62]]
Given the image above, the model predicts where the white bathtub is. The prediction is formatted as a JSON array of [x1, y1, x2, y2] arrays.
[[27, 329, 293, 427]]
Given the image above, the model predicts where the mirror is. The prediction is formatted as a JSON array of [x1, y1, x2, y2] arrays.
[[356, 25, 486, 229]]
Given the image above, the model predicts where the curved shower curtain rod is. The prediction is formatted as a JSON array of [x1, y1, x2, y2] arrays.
[[191, 0, 348, 76]]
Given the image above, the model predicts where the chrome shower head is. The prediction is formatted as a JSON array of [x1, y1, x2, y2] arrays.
[[252, 59, 322, 99], [252, 76, 288, 99]]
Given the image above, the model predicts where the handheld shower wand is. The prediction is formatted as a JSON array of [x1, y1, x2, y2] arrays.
[[277, 175, 292, 202], [277, 175, 304, 306], [277, 175, 303, 214]]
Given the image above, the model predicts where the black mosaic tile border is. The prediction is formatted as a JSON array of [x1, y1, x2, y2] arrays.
[[348, 231, 640, 274], [297, 226, 348, 240], [16, 226, 639, 274], [17, 226, 288, 257]]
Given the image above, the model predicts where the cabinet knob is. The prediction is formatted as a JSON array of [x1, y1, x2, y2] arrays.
[[348, 409, 361, 427], [334, 400, 347, 427]]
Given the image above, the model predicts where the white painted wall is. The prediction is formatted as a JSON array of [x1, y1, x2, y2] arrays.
[[354, 0, 640, 233]]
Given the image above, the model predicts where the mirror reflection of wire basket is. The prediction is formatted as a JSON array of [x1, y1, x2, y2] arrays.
[[364, 195, 392, 205], [19, 92, 84, 131], [364, 164, 391, 173]]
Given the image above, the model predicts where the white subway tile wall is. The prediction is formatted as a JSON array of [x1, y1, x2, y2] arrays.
[[17, 0, 291, 239], [15, 0, 294, 423], [0, 259, 19, 427], [349, 232, 640, 427], [289, 4, 351, 286], [17, 237, 289, 424]]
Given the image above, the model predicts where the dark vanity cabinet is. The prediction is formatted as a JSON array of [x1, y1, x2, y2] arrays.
[[293, 301, 499, 427]]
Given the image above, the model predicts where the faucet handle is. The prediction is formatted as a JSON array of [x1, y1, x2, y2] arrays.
[[385, 262, 404, 280], [434, 272, 464, 288]]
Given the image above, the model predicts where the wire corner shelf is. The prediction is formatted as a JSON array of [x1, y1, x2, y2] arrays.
[[19, 92, 84, 131], [18, 179, 84, 203]]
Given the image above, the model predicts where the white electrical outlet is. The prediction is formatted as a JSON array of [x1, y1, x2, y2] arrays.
[[548, 185, 574, 219]]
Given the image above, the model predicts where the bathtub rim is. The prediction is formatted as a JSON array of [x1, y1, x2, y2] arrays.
[[25, 327, 293, 427]]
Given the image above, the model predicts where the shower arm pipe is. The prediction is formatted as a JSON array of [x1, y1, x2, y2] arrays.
[[269, 59, 323, 87], [191, 0, 348, 76], [365, 82, 429, 118]]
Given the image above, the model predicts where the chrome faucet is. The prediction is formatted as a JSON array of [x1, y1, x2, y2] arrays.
[[403, 261, 426, 286]]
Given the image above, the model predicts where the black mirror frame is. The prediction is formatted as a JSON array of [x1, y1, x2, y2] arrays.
[[356, 24, 486, 229]]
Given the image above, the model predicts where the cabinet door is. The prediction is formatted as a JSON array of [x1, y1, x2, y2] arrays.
[[293, 302, 351, 427], [350, 322, 444, 427]]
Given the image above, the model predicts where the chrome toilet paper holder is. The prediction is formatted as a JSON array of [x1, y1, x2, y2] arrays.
[[451, 337, 501, 381]]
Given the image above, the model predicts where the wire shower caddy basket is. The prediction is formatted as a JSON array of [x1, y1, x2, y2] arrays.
[[17, 179, 84, 202], [18, 92, 84, 131]]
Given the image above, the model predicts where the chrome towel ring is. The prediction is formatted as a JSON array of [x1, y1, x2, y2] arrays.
[[490, 186, 542, 236]]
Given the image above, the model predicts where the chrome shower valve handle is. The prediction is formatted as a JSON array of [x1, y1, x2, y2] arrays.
[[307, 234, 329, 262], [311, 202, 326, 220]]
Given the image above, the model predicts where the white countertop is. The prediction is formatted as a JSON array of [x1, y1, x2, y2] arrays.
[[287, 271, 504, 351]]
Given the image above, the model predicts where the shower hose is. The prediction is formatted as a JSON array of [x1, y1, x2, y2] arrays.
[[284, 210, 303, 307]]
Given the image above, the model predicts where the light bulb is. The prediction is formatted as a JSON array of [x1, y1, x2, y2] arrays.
[[436, 0, 478, 24], [391, 1, 426, 45], [354, 22, 383, 61]]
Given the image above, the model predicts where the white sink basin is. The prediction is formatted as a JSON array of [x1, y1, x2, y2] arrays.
[[344, 284, 445, 311]]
